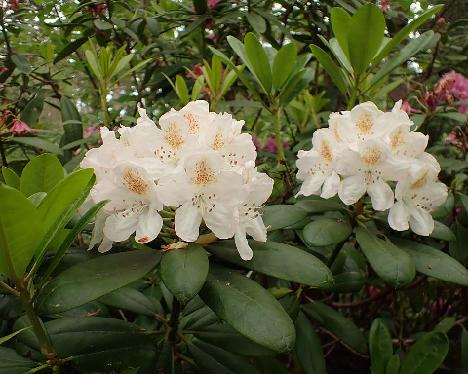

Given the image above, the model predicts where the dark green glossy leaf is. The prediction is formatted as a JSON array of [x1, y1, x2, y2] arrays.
[[370, 319, 393, 374], [303, 218, 352, 246], [99, 287, 159, 316], [262, 205, 308, 231], [0, 347, 35, 374], [295, 312, 325, 374], [200, 268, 295, 353]]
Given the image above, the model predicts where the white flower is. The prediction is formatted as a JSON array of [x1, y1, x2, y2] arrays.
[[234, 162, 274, 260], [336, 139, 404, 210], [91, 162, 163, 245], [296, 128, 341, 199], [158, 151, 245, 242], [388, 165, 448, 236]]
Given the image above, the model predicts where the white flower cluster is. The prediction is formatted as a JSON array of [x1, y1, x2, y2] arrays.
[[296, 101, 448, 236], [82, 101, 273, 260]]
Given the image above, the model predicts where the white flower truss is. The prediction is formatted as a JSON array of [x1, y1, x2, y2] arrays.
[[81, 100, 273, 260], [296, 101, 448, 236]]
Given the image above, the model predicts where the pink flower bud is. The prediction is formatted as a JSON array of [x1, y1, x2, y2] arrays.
[[10, 119, 32, 136]]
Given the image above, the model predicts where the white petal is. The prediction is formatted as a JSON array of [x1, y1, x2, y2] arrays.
[[103, 212, 138, 242], [368, 181, 394, 211], [321, 171, 340, 199], [388, 201, 410, 231], [98, 237, 113, 253], [234, 229, 254, 261], [338, 174, 367, 205], [409, 207, 434, 236], [175, 203, 202, 242], [204, 203, 236, 239], [335, 150, 362, 176], [135, 208, 163, 243], [245, 215, 268, 242]]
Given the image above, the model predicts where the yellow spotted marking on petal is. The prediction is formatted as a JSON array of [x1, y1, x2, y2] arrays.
[[192, 160, 217, 186], [391, 127, 405, 150], [184, 112, 200, 134], [331, 126, 342, 143], [122, 169, 148, 195], [212, 130, 224, 150], [164, 122, 184, 150], [410, 171, 428, 189], [320, 140, 333, 161], [362, 148, 381, 166], [356, 112, 374, 135]]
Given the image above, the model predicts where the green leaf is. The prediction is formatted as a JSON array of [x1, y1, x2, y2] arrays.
[[11, 54, 31, 74], [0, 184, 41, 279], [302, 302, 367, 354], [462, 328, 468, 369], [272, 43, 297, 90], [356, 228, 415, 287], [161, 244, 209, 304], [262, 205, 308, 230], [348, 3, 386, 74], [10, 137, 62, 155], [99, 287, 159, 316], [303, 218, 352, 246], [279, 67, 313, 105], [1, 167, 19, 188], [0, 347, 35, 374], [372, 31, 439, 85], [310, 45, 347, 95], [330, 7, 352, 59], [32, 169, 95, 272], [20, 97, 44, 126], [0, 327, 30, 345], [372, 5, 443, 65], [395, 239, 468, 286], [370, 319, 393, 374], [37, 250, 161, 315], [19, 154, 64, 197], [175, 75, 190, 104], [207, 240, 333, 288], [244, 32, 272, 94], [200, 267, 295, 353], [430, 221, 456, 241], [385, 355, 400, 374], [16, 317, 155, 371], [400, 332, 449, 374], [54, 36, 89, 64], [295, 312, 326, 374], [192, 338, 260, 374], [246, 12, 266, 34], [188, 343, 233, 374]]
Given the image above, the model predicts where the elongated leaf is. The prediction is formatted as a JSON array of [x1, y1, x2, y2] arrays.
[[16, 317, 155, 371], [1, 167, 19, 188], [99, 287, 158, 316], [0, 327, 30, 345], [188, 343, 233, 374], [400, 332, 449, 374], [20, 154, 64, 197], [372, 31, 439, 84], [303, 217, 352, 246], [10, 137, 62, 155], [370, 319, 393, 374], [372, 5, 443, 65], [244, 32, 272, 94], [279, 68, 313, 105], [386, 355, 400, 374], [20, 97, 43, 126], [310, 45, 347, 94], [37, 250, 161, 315], [295, 312, 325, 374], [0, 185, 41, 279], [263, 205, 308, 230], [462, 328, 468, 369], [161, 244, 209, 304], [395, 239, 468, 286], [0, 347, 35, 374], [175, 75, 190, 104], [348, 3, 386, 74], [330, 7, 352, 58], [272, 43, 297, 90], [356, 228, 415, 287], [54, 36, 89, 64], [200, 268, 295, 353], [207, 240, 333, 288], [302, 302, 367, 354]]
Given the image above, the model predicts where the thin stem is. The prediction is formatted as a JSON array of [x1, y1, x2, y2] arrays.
[[273, 107, 285, 162], [0, 280, 19, 297], [17, 283, 56, 358], [347, 74, 361, 110], [168, 299, 181, 344]]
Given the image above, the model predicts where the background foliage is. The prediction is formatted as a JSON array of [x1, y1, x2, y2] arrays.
[[0, 0, 467, 373]]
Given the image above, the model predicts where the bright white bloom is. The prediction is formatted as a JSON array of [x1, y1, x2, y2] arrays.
[[296, 100, 447, 236], [234, 162, 274, 260], [388, 165, 448, 236], [158, 152, 245, 242], [82, 100, 272, 260]]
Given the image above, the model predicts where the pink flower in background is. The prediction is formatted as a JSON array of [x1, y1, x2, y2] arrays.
[[401, 100, 421, 114], [84, 126, 99, 138], [252, 136, 261, 151], [434, 71, 468, 113], [208, 0, 218, 9], [261, 137, 290, 153], [379, 0, 390, 12], [10, 119, 32, 136]]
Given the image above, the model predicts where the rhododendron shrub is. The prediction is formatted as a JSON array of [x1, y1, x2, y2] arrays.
[[0, 1, 466, 373]]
